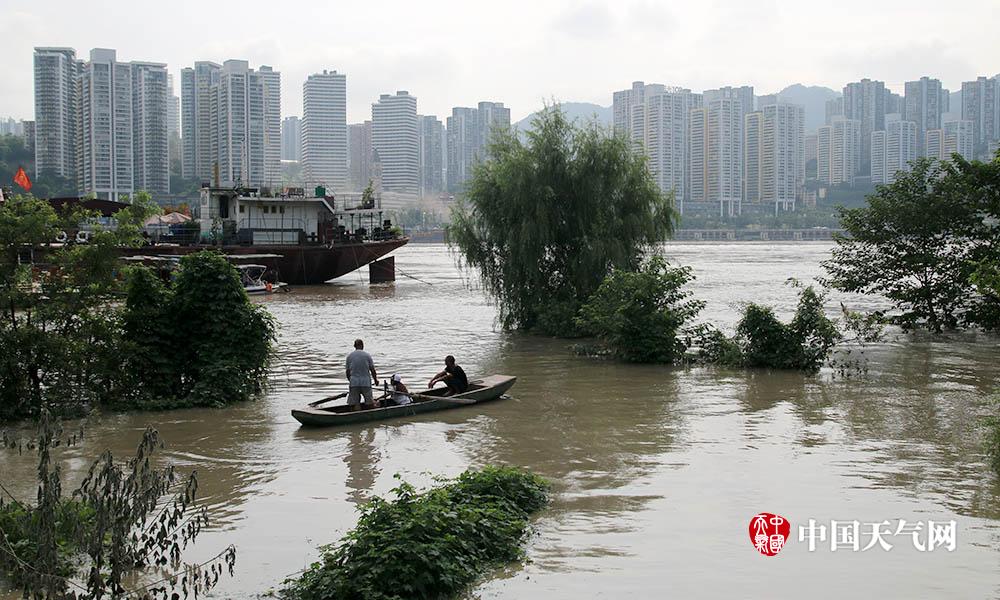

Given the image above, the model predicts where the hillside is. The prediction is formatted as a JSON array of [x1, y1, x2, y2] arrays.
[[513, 102, 612, 133], [771, 84, 840, 132]]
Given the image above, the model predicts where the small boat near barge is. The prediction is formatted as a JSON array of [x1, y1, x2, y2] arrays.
[[291, 374, 516, 427]]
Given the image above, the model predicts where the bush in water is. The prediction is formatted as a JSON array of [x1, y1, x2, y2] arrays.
[[284, 466, 549, 600]]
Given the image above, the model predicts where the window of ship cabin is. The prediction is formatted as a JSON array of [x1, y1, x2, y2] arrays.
[[279, 206, 285, 214], [239, 205, 245, 213]]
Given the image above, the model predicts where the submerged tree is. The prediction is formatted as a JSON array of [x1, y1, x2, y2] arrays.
[[449, 106, 676, 334], [576, 256, 704, 363], [823, 156, 1000, 332]]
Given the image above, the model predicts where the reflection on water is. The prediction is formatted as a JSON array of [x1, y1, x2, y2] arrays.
[[2, 243, 999, 599]]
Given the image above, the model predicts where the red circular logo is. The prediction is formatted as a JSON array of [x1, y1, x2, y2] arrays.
[[749, 512, 790, 556]]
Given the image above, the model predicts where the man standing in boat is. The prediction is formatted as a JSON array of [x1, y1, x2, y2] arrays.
[[346, 339, 379, 411], [428, 355, 468, 396]]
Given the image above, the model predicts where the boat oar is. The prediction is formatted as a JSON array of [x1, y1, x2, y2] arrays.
[[308, 391, 349, 407], [410, 392, 476, 405]]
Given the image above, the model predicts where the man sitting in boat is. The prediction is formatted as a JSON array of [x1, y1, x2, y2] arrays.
[[346, 339, 379, 411], [428, 356, 468, 396], [382, 374, 412, 406]]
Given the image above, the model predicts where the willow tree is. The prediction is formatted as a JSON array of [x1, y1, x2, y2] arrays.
[[449, 106, 676, 334]]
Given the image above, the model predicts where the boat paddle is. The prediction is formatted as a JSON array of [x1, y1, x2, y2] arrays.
[[308, 391, 349, 407]]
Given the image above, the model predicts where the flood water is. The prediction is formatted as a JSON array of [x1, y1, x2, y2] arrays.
[[3, 242, 1000, 599]]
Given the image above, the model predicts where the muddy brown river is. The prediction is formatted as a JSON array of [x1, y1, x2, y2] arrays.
[[2, 242, 999, 599]]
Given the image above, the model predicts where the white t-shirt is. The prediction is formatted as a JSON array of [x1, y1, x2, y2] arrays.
[[392, 389, 412, 405]]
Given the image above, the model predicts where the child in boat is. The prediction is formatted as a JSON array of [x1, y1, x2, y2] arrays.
[[384, 374, 412, 406]]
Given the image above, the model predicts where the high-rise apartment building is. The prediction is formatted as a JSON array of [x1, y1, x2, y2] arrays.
[[746, 104, 804, 210], [372, 91, 419, 194], [446, 101, 510, 193], [180, 59, 280, 187], [637, 88, 702, 209], [613, 81, 666, 137], [871, 120, 917, 184], [167, 74, 181, 165], [704, 86, 754, 118], [418, 115, 444, 196], [904, 77, 943, 157], [281, 116, 301, 161], [925, 129, 944, 162], [943, 119, 974, 161], [259, 66, 282, 185], [744, 111, 764, 204], [180, 61, 220, 181], [760, 103, 804, 210], [817, 118, 861, 186], [825, 97, 844, 125], [689, 99, 743, 215], [843, 79, 886, 174], [73, 49, 169, 199], [961, 76, 998, 156], [130, 61, 170, 196], [33, 47, 81, 180], [301, 70, 348, 191], [77, 49, 135, 199], [348, 121, 374, 191]]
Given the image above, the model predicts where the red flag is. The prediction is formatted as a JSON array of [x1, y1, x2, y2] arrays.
[[13, 166, 32, 192]]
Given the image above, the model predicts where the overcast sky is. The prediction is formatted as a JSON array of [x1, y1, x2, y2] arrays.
[[2, 0, 998, 123]]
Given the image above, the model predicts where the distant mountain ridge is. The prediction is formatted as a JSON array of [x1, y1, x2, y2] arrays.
[[768, 84, 840, 133], [513, 102, 612, 133]]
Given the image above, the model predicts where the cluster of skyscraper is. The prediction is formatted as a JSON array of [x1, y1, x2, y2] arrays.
[[33, 46, 509, 201], [281, 90, 510, 198], [33, 47, 176, 200], [822, 75, 998, 186], [614, 82, 803, 215]]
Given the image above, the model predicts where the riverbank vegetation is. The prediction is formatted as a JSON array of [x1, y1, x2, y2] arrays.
[[0, 415, 235, 599], [0, 195, 275, 421], [449, 106, 676, 335], [283, 466, 549, 600]]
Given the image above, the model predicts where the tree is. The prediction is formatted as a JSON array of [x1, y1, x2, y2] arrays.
[[822, 158, 995, 332], [449, 106, 676, 334], [576, 256, 704, 363]]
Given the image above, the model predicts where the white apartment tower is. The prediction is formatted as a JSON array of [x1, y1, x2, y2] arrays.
[[181, 60, 280, 187], [180, 61, 220, 181], [33, 47, 81, 179], [817, 118, 861, 186], [872, 120, 917, 185], [130, 61, 170, 196], [689, 98, 743, 216], [904, 77, 943, 157], [301, 70, 348, 191], [372, 91, 419, 194], [760, 103, 804, 211], [77, 49, 135, 199], [638, 89, 701, 210], [613, 81, 665, 137], [258, 66, 282, 185], [744, 111, 764, 205], [943, 120, 974, 161]]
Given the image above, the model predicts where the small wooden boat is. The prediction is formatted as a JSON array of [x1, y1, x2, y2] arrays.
[[291, 374, 516, 427]]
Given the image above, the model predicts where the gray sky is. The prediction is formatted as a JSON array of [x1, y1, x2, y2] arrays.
[[2, 0, 998, 123]]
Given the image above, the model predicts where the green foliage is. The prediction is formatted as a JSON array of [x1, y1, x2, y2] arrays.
[[1, 194, 275, 419], [0, 414, 236, 599], [449, 105, 676, 335], [284, 466, 549, 600], [823, 155, 1000, 332], [697, 285, 845, 373], [576, 256, 704, 363]]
